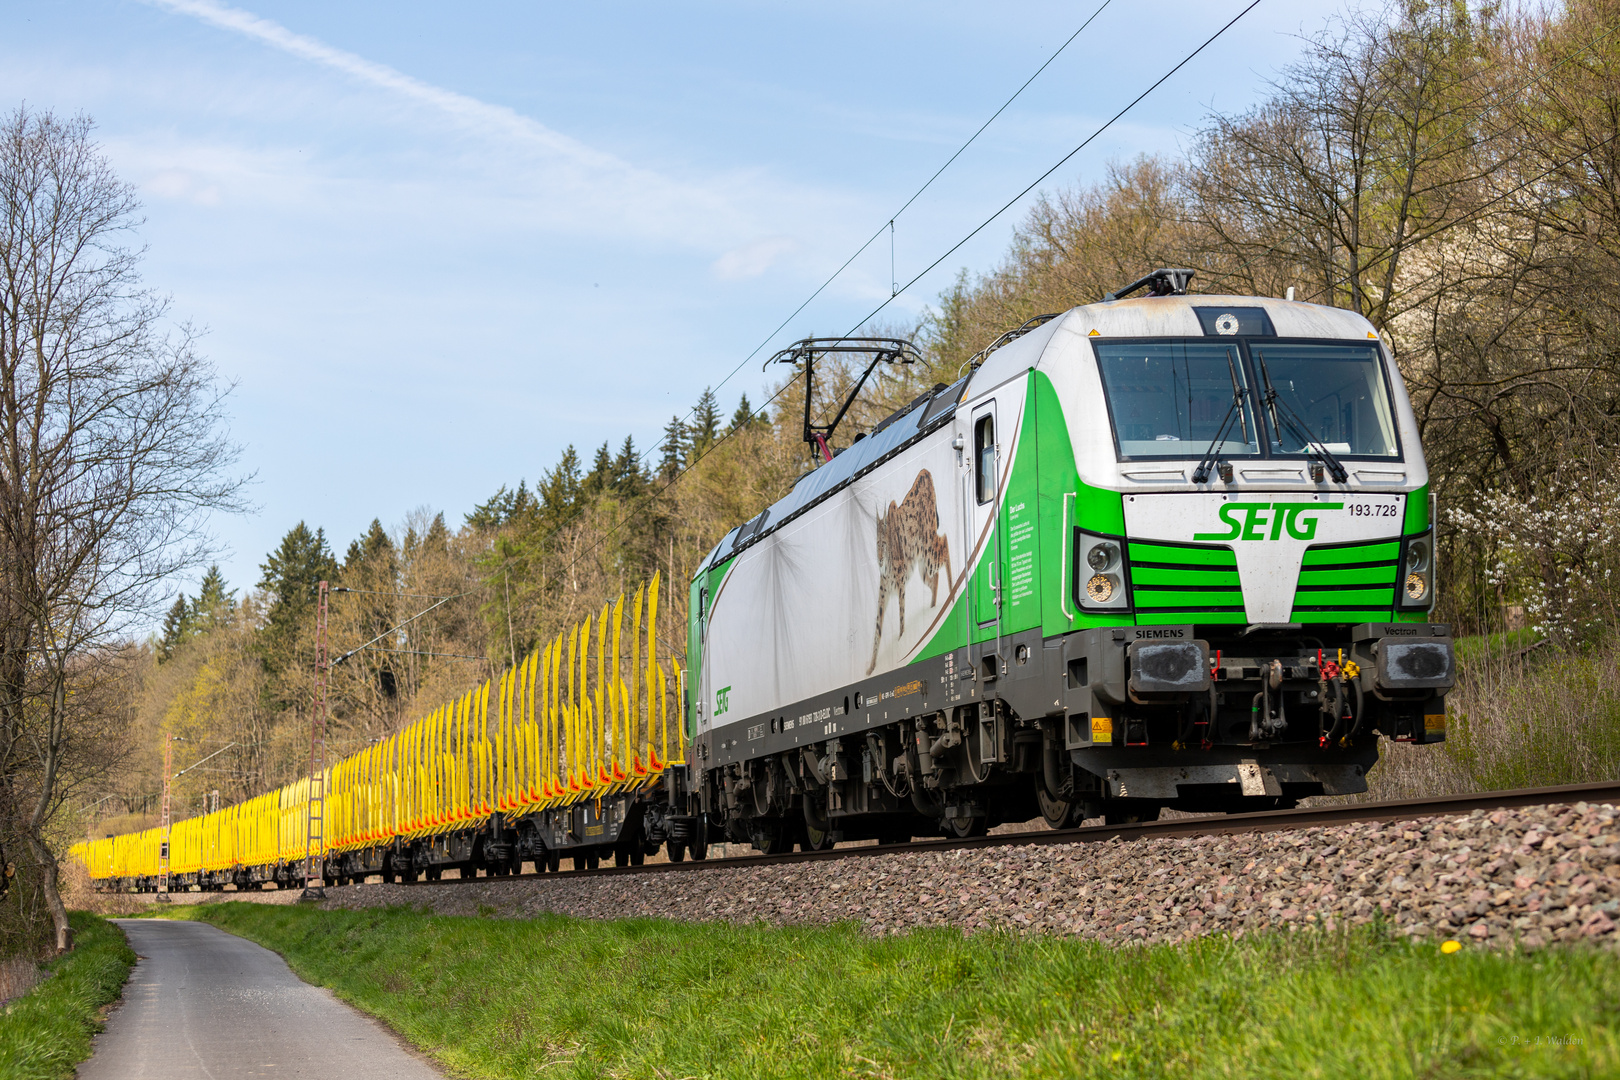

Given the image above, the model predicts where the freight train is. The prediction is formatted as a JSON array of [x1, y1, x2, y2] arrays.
[[76, 270, 1454, 889]]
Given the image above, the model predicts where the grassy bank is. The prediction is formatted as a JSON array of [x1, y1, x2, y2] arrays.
[[167, 903, 1618, 1079], [0, 913, 135, 1079], [1354, 632, 1620, 802]]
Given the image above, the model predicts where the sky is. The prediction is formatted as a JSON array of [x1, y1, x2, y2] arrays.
[[3, 0, 1351, 610]]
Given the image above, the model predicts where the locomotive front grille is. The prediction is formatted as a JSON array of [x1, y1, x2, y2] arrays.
[[1128, 541, 1245, 624], [1290, 539, 1400, 621], [1129, 537, 1403, 624]]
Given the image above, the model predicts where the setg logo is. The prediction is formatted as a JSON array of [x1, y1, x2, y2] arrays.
[[1193, 502, 1343, 542], [715, 686, 731, 716]]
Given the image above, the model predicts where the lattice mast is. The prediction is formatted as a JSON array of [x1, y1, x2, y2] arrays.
[[157, 732, 172, 902], [301, 580, 329, 900]]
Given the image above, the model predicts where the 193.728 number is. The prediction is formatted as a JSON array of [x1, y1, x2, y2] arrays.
[[1348, 502, 1398, 517]]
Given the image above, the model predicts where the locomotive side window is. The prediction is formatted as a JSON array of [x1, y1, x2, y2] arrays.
[[974, 415, 996, 504]]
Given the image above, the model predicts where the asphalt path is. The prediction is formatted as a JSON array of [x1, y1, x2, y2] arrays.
[[79, 919, 443, 1079]]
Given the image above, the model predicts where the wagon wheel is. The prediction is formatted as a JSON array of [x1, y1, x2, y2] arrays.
[[801, 792, 834, 851], [800, 821, 836, 852], [758, 823, 794, 855], [665, 840, 686, 863], [689, 821, 709, 861], [1036, 783, 1076, 830], [945, 812, 988, 838]]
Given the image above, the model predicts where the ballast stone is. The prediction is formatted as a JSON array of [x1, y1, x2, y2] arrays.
[[106, 802, 1620, 952]]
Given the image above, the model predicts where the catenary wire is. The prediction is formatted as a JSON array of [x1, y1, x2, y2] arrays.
[[478, 0, 1266, 613], [630, 0, 1114, 471]]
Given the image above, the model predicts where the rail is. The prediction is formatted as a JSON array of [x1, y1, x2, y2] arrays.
[[388, 779, 1620, 888]]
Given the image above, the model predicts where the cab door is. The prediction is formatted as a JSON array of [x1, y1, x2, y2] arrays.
[[968, 400, 1003, 637]]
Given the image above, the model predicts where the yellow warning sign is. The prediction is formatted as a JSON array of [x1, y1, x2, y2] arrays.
[[1424, 713, 1446, 732], [1092, 716, 1113, 741]]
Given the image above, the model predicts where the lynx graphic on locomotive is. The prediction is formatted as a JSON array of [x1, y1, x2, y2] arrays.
[[77, 270, 1455, 888]]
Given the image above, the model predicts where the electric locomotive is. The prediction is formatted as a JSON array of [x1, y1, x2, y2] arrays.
[[688, 269, 1453, 851]]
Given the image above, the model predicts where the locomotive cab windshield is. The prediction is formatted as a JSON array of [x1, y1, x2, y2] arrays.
[[1094, 337, 1400, 462]]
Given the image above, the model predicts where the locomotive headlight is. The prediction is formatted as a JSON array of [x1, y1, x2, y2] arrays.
[[1398, 529, 1436, 610], [1086, 574, 1116, 603], [1076, 530, 1131, 610]]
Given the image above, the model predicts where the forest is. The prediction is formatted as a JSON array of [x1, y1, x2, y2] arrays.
[[51, 0, 1620, 928]]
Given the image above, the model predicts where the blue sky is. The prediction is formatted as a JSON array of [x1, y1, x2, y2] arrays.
[[5, 0, 1348, 606]]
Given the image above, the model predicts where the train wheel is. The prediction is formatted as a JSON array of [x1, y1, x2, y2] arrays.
[[613, 846, 628, 867], [1036, 785, 1077, 830], [666, 840, 686, 863], [547, 849, 561, 873], [800, 822, 835, 852], [758, 824, 793, 855], [946, 813, 988, 838], [585, 851, 601, 870], [630, 846, 645, 866]]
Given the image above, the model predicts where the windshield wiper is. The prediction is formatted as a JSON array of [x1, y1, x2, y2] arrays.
[[1191, 348, 1249, 485], [1254, 349, 1349, 483]]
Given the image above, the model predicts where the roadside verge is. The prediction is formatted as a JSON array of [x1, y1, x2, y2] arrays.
[[166, 901, 1619, 1078], [0, 913, 135, 1080]]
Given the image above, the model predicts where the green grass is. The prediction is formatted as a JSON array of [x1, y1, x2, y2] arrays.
[[0, 913, 135, 1079], [161, 903, 1620, 1079]]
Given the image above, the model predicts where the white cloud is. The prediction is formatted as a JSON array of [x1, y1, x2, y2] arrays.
[[144, 167, 222, 205], [712, 236, 797, 280]]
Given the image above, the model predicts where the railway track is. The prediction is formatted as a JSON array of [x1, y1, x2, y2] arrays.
[[393, 779, 1620, 889]]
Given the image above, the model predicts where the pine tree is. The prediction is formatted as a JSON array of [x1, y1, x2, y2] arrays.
[[584, 441, 614, 496], [610, 435, 644, 495], [258, 522, 339, 667], [658, 416, 687, 479], [465, 485, 517, 532], [361, 518, 393, 563], [729, 393, 759, 433], [689, 387, 721, 455], [157, 595, 188, 662], [191, 564, 235, 630], [423, 512, 450, 555], [537, 445, 583, 524]]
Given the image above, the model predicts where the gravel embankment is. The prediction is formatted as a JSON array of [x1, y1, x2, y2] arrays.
[[310, 801, 1620, 948], [93, 801, 1620, 948]]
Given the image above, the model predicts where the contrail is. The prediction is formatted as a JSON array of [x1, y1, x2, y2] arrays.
[[143, 0, 625, 171]]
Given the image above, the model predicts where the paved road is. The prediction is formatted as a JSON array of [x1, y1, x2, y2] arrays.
[[79, 919, 443, 1079]]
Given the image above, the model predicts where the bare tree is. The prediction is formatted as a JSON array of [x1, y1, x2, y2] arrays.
[[0, 107, 245, 951]]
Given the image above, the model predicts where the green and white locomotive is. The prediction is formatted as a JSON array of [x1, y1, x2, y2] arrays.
[[687, 269, 1454, 851]]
